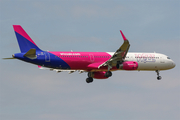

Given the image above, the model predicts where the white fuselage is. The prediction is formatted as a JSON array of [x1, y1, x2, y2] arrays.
[[108, 52, 176, 71]]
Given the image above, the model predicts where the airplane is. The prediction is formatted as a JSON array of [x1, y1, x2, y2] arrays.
[[3, 25, 176, 83]]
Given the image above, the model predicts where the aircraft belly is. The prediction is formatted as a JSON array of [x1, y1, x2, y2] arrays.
[[65, 59, 89, 70], [137, 62, 159, 70]]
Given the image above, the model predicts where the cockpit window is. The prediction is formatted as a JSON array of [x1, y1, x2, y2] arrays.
[[167, 57, 170, 59]]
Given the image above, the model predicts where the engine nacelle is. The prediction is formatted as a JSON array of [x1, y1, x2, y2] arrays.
[[120, 61, 138, 70], [90, 71, 108, 79]]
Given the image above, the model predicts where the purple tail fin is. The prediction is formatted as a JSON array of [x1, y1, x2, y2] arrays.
[[13, 25, 42, 53]]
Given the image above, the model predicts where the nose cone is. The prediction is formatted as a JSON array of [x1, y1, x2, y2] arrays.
[[170, 60, 176, 69], [172, 61, 176, 68]]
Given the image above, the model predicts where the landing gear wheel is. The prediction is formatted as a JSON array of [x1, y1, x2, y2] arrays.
[[155, 70, 162, 80], [86, 77, 93, 83], [157, 76, 162, 80], [116, 64, 119, 69], [116, 61, 122, 69], [104, 71, 112, 77]]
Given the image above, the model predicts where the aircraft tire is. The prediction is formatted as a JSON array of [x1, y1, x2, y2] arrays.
[[86, 77, 93, 83], [105, 71, 112, 77], [157, 76, 162, 80], [116, 64, 119, 69]]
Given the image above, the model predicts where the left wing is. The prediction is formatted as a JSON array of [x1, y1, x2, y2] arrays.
[[38, 65, 85, 74], [98, 30, 130, 69]]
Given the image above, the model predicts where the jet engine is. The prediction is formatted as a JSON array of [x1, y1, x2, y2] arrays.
[[119, 61, 138, 70], [88, 71, 108, 79]]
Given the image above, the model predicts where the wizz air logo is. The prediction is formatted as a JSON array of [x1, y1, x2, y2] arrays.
[[135, 54, 156, 63]]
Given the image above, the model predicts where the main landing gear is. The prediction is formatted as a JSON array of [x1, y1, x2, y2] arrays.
[[116, 61, 122, 69], [104, 71, 112, 77], [156, 70, 162, 80], [86, 72, 93, 83], [85, 71, 112, 83], [86, 77, 93, 83], [105, 64, 113, 78]]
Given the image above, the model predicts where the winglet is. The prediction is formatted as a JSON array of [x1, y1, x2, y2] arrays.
[[120, 30, 127, 41]]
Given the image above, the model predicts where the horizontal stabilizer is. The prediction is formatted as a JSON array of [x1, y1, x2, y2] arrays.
[[3, 57, 16, 59], [23, 48, 37, 59]]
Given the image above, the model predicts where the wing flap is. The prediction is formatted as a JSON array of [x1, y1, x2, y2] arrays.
[[38, 65, 85, 73], [3, 57, 16, 59]]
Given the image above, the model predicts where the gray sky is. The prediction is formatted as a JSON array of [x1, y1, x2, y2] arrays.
[[0, 0, 180, 120]]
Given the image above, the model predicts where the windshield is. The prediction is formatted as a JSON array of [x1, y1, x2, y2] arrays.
[[167, 57, 171, 59]]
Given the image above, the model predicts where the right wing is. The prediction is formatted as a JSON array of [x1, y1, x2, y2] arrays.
[[98, 30, 130, 69]]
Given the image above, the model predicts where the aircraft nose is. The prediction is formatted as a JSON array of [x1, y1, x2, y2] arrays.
[[171, 60, 176, 68]]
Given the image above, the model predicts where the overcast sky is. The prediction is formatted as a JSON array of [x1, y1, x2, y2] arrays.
[[0, 0, 180, 120]]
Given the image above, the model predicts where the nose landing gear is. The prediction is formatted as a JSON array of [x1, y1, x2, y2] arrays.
[[156, 70, 162, 80]]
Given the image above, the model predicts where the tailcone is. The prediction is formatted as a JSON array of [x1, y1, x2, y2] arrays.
[[13, 53, 24, 59]]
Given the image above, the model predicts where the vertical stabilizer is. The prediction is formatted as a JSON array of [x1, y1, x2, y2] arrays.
[[13, 25, 42, 53]]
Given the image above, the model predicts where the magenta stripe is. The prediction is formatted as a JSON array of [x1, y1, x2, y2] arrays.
[[120, 30, 127, 41], [13, 25, 37, 46], [49, 51, 112, 70]]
